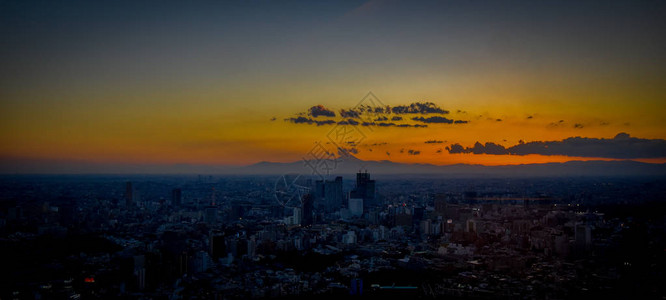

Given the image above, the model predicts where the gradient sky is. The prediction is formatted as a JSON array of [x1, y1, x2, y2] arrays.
[[1, 0, 665, 172]]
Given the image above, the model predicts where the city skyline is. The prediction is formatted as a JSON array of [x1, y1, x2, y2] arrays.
[[1, 0, 665, 173]]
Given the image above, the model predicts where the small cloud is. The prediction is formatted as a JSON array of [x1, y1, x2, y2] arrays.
[[270, 117, 276, 121], [573, 123, 584, 129], [337, 119, 360, 125], [527, 115, 533, 119], [412, 116, 454, 124], [337, 147, 358, 156], [374, 116, 389, 121], [391, 116, 403, 121], [496, 119, 502, 122], [600, 121, 610, 126], [407, 149, 421, 155], [446, 142, 509, 155], [425, 140, 444, 144], [308, 105, 335, 118], [340, 108, 361, 118], [436, 149, 443, 153], [391, 102, 449, 114], [285, 117, 335, 126], [446, 143, 466, 154]]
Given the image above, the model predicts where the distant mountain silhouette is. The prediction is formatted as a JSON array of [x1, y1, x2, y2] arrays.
[[239, 156, 666, 177], [2, 155, 664, 176]]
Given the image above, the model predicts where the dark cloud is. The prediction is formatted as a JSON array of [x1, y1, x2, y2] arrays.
[[354, 104, 390, 114], [308, 105, 335, 117], [338, 119, 360, 126], [527, 115, 533, 119], [425, 140, 444, 144], [288, 101, 459, 128], [446, 143, 466, 154], [336, 147, 357, 157], [270, 117, 276, 121], [391, 102, 449, 114], [369, 122, 427, 128], [340, 109, 361, 118], [446, 142, 509, 155], [412, 116, 469, 124], [574, 123, 584, 129], [386, 151, 391, 156], [285, 117, 335, 126], [407, 149, 421, 155], [436, 149, 443, 153], [496, 119, 502, 122], [447, 133, 666, 159], [412, 116, 452, 123]]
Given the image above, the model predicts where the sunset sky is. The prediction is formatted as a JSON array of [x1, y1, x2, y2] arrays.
[[1, 0, 665, 173]]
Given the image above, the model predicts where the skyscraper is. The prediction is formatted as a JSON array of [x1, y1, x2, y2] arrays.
[[349, 198, 363, 217], [301, 194, 314, 226], [315, 176, 343, 212], [350, 171, 375, 208], [434, 193, 447, 215]]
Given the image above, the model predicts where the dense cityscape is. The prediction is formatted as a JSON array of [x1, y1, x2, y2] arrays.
[[1, 172, 664, 299], [2, 0, 666, 299]]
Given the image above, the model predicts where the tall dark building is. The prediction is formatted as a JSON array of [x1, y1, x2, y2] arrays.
[[301, 194, 314, 226], [315, 176, 343, 212], [172, 188, 182, 207], [210, 231, 226, 260], [351, 171, 375, 208], [125, 181, 134, 208], [434, 193, 447, 215]]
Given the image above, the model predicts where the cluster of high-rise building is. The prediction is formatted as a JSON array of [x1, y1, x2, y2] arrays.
[[313, 171, 375, 216], [0, 174, 663, 299]]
